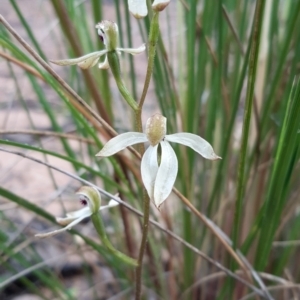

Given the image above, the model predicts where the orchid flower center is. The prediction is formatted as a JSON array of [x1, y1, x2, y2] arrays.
[[96, 26, 105, 44], [76, 186, 101, 213], [95, 20, 118, 51], [146, 114, 167, 146], [79, 196, 88, 206], [98, 34, 104, 43]]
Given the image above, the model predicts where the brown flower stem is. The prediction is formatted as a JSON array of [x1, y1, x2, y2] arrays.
[[133, 105, 148, 299], [135, 188, 150, 299], [107, 45, 151, 299], [133, 11, 161, 299], [134, 11, 161, 299], [103, 11, 161, 298], [0, 129, 95, 144]]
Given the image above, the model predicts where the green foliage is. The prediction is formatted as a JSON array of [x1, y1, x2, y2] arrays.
[[1, 0, 300, 299]]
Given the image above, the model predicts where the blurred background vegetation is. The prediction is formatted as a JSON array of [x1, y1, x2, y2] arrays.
[[1, 0, 300, 299]]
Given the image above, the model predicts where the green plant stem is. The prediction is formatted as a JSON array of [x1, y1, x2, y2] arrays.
[[138, 12, 159, 108], [107, 51, 138, 111], [91, 213, 138, 266], [232, 0, 265, 250]]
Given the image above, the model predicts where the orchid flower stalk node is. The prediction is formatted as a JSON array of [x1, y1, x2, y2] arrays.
[[96, 114, 221, 209], [35, 186, 119, 238], [50, 20, 145, 70], [128, 0, 171, 18], [152, 0, 171, 12]]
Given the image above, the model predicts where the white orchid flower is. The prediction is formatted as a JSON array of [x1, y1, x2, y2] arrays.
[[35, 186, 119, 238], [96, 114, 221, 209], [50, 20, 145, 70], [128, 0, 171, 18]]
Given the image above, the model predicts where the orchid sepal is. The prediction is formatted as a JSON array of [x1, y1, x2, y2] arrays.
[[165, 133, 221, 160], [153, 141, 178, 208], [50, 50, 107, 69], [95, 132, 148, 157], [141, 144, 159, 201]]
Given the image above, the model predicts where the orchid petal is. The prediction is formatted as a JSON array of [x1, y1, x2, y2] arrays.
[[35, 227, 71, 238], [66, 206, 90, 219], [66, 198, 119, 218], [96, 132, 147, 157], [50, 50, 107, 69], [153, 141, 178, 208], [165, 133, 221, 160], [95, 21, 119, 50], [141, 145, 159, 200], [128, 0, 148, 18], [78, 57, 99, 69], [118, 44, 146, 55], [98, 55, 110, 69], [35, 212, 91, 238], [99, 199, 120, 210], [57, 209, 91, 226]]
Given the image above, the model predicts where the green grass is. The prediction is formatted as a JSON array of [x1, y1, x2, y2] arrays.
[[1, 0, 300, 299]]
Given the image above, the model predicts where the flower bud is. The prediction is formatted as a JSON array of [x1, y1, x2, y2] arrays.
[[95, 21, 119, 51], [146, 114, 166, 146], [152, 0, 170, 12], [76, 186, 101, 214], [128, 0, 148, 18]]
